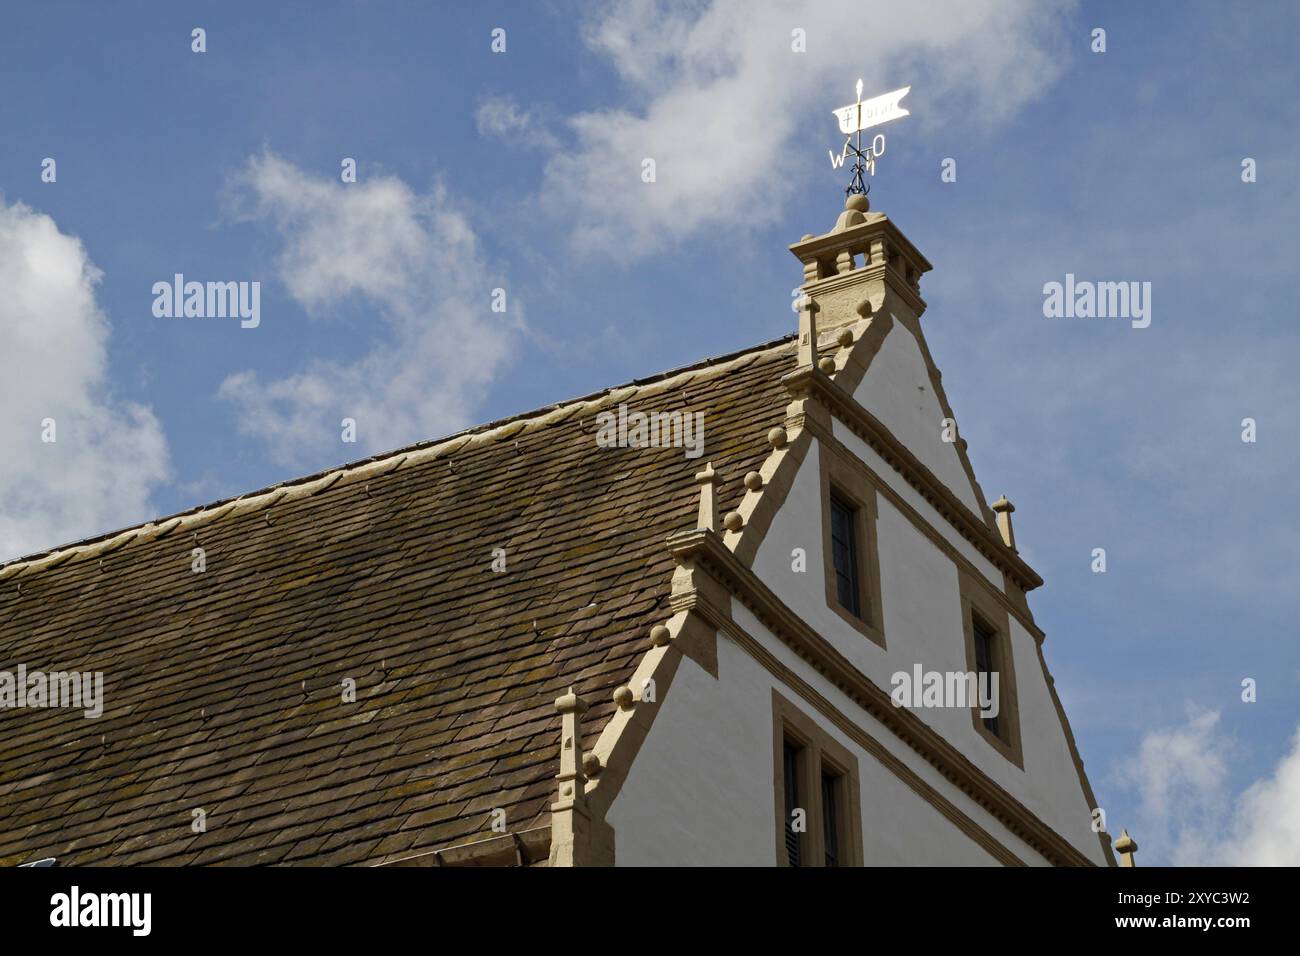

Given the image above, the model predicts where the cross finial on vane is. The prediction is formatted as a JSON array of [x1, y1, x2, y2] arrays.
[[829, 81, 911, 196]]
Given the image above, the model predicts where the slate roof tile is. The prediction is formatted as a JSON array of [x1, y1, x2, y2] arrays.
[[0, 337, 796, 865]]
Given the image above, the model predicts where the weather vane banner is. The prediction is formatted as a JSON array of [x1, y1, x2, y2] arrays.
[[832, 84, 911, 134]]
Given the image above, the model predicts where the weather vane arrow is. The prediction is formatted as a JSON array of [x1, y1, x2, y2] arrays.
[[829, 81, 911, 195]]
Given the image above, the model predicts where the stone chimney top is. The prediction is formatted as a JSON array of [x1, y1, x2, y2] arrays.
[[789, 195, 932, 334]]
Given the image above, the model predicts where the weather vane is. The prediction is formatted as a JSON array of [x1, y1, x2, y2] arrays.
[[829, 80, 911, 196]]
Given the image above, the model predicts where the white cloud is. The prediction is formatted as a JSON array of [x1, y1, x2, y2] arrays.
[[0, 197, 170, 563], [219, 152, 520, 467], [1119, 710, 1300, 865], [543, 0, 1071, 253], [475, 94, 558, 149], [1227, 728, 1300, 865]]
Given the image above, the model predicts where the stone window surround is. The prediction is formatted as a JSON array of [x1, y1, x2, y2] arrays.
[[818, 440, 886, 650], [958, 568, 1024, 770], [771, 688, 865, 867]]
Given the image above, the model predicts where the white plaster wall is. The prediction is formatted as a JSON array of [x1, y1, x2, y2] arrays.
[[851, 321, 984, 515], [607, 619, 1014, 866], [604, 639, 775, 867], [751, 447, 891, 686], [749, 439, 1107, 865], [834, 419, 1004, 590]]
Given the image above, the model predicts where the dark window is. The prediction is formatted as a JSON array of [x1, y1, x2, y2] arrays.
[[783, 741, 802, 867], [829, 494, 861, 617], [973, 616, 1000, 738], [821, 770, 840, 867]]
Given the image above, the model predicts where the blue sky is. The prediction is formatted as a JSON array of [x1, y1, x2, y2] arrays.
[[1, 0, 1297, 864]]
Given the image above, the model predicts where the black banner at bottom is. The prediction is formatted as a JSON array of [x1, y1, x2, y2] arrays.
[[0, 865, 1280, 941]]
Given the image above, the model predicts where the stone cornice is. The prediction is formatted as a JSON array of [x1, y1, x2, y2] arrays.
[[789, 212, 933, 276]]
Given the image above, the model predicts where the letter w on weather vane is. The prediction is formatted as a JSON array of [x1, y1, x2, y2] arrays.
[[829, 81, 911, 195]]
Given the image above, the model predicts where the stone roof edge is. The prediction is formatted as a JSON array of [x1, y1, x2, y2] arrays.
[[0, 336, 796, 583], [375, 825, 551, 867]]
